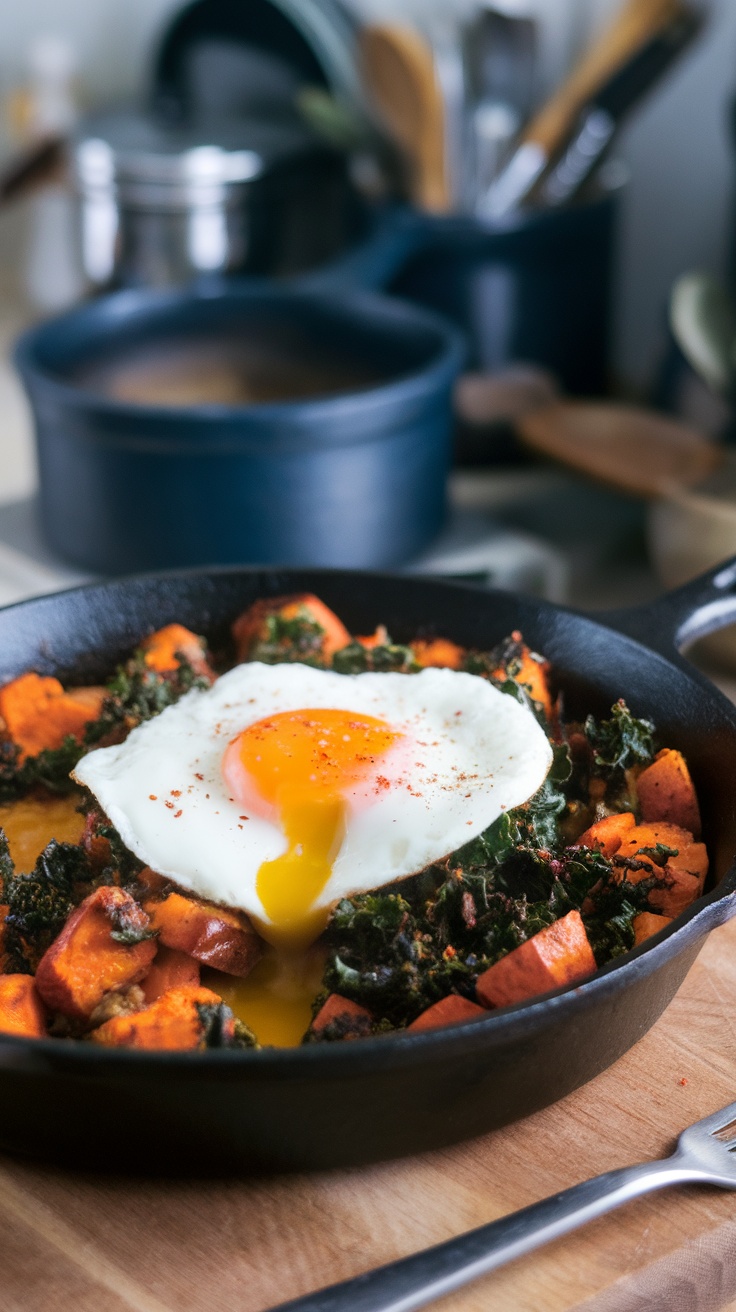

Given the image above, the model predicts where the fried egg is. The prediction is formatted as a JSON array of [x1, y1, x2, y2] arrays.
[[74, 662, 552, 951]]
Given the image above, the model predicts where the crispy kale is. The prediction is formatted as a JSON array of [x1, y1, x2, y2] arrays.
[[582, 868, 666, 965], [461, 631, 524, 682], [108, 900, 157, 947], [466, 656, 550, 731], [0, 736, 85, 802], [463, 633, 550, 713], [246, 608, 327, 665], [585, 699, 655, 774], [322, 872, 551, 1027], [0, 828, 14, 897], [332, 638, 417, 675], [195, 1002, 259, 1049], [230, 1017, 260, 1049], [321, 822, 579, 1027], [322, 892, 473, 1025], [91, 817, 144, 887], [426, 865, 548, 961], [87, 651, 209, 744], [635, 843, 679, 867], [517, 745, 572, 850], [2, 838, 98, 973], [316, 713, 664, 1030]]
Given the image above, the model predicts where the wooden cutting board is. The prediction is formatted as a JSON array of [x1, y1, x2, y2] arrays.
[[2, 919, 736, 1312]]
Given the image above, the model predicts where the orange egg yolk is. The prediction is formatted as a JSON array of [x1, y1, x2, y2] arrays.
[[222, 707, 401, 951]]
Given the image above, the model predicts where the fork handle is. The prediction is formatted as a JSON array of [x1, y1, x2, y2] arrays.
[[270, 1156, 701, 1312]]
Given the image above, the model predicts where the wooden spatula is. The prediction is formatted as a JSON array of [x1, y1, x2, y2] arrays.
[[359, 22, 450, 213], [517, 400, 724, 499]]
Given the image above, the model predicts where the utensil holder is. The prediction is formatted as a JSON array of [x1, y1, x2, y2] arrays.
[[317, 183, 622, 397]]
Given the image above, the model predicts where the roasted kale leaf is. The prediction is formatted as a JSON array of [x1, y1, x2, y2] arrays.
[[332, 639, 417, 674], [585, 699, 655, 773], [2, 839, 97, 973], [246, 608, 327, 665]]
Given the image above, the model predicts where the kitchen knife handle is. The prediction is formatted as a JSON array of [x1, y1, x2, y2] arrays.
[[481, 0, 692, 218], [525, 0, 688, 157], [539, 7, 703, 207]]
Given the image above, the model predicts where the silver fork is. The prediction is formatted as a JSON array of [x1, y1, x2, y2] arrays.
[[270, 1100, 736, 1312]]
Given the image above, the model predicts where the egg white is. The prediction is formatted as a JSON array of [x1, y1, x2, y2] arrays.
[[73, 663, 553, 923]]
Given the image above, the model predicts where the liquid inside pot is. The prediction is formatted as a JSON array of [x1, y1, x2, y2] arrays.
[[72, 333, 385, 408]]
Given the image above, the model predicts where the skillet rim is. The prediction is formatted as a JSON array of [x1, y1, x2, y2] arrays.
[[0, 563, 734, 1072]]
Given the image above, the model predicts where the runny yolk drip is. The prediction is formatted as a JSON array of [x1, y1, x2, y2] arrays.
[[0, 792, 86, 872], [203, 947, 327, 1048], [222, 707, 400, 951]]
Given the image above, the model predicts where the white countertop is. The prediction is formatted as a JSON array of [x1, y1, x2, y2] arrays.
[[0, 301, 37, 507]]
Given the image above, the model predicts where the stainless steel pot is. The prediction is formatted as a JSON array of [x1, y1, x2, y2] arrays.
[[73, 109, 357, 288]]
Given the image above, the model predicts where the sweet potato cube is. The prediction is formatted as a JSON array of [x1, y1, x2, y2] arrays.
[[91, 985, 231, 1051], [408, 995, 488, 1032], [141, 946, 200, 1004], [632, 912, 673, 946], [411, 639, 465, 670], [476, 910, 597, 1009], [66, 685, 107, 717], [491, 632, 554, 720], [0, 974, 47, 1038], [577, 812, 636, 859], [144, 891, 263, 978], [35, 886, 157, 1021], [615, 822, 708, 918], [311, 994, 373, 1040], [636, 749, 701, 838], [0, 672, 106, 762], [232, 593, 351, 663], [136, 866, 171, 899], [140, 624, 213, 680], [356, 625, 389, 650]]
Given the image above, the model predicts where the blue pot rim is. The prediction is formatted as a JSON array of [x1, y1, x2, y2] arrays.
[[14, 282, 467, 429]]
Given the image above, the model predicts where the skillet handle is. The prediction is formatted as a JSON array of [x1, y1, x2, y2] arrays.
[[299, 206, 432, 293], [604, 558, 736, 658]]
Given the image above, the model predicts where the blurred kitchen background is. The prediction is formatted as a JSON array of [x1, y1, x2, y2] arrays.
[[2, 0, 734, 386], [1, 0, 736, 672]]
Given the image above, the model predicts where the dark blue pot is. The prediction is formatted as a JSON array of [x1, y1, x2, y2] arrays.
[[15, 281, 464, 574]]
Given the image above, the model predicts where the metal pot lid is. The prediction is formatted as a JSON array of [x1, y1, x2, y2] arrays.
[[152, 0, 366, 122], [74, 109, 317, 189], [269, 0, 360, 107]]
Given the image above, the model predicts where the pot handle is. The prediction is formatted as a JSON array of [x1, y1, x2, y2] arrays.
[[604, 557, 736, 657], [299, 205, 432, 294]]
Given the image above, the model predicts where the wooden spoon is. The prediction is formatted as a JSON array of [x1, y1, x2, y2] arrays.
[[359, 22, 450, 213], [517, 400, 724, 499]]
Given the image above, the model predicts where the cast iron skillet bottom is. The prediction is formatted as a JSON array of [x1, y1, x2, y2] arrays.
[[0, 566, 734, 1173]]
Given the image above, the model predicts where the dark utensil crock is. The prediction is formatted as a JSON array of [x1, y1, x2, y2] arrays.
[[315, 188, 620, 396], [14, 282, 464, 574], [0, 562, 735, 1174]]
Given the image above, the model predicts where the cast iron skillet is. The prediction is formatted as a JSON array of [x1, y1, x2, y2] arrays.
[[0, 563, 735, 1174]]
